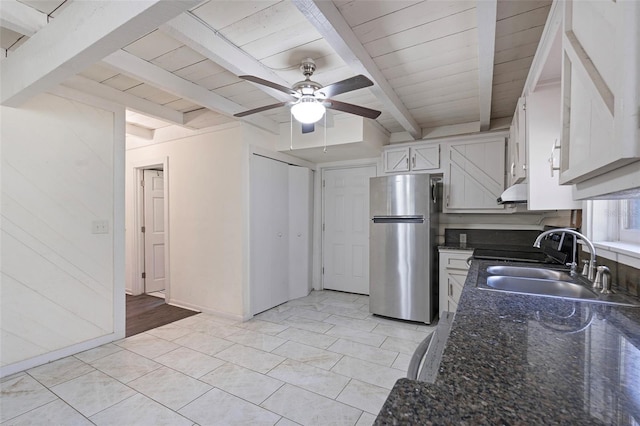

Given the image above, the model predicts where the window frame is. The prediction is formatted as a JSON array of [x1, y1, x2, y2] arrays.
[[620, 199, 640, 243], [584, 199, 640, 268]]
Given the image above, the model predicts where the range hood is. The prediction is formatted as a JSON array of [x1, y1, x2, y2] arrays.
[[497, 183, 528, 204]]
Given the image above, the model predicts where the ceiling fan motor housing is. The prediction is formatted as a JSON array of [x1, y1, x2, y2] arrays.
[[300, 58, 316, 77]]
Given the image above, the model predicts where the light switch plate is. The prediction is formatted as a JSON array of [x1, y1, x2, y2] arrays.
[[92, 220, 109, 234]]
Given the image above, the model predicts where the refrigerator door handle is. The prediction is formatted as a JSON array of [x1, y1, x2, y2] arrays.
[[372, 215, 424, 224]]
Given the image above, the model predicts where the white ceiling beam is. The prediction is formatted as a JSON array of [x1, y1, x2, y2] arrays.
[[477, 0, 497, 131], [0, 0, 48, 36], [1, 0, 201, 107], [160, 12, 293, 102], [293, 0, 421, 140], [103, 50, 280, 134], [62, 75, 185, 125], [126, 123, 155, 140]]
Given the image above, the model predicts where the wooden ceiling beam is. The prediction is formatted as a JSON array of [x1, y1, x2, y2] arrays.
[[0, 0, 48, 36], [1, 0, 200, 107], [160, 13, 293, 103], [293, 0, 421, 140], [62, 75, 185, 126], [477, 0, 497, 131], [103, 50, 280, 134]]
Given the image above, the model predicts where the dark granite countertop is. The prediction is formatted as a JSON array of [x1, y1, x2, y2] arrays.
[[376, 260, 640, 425]]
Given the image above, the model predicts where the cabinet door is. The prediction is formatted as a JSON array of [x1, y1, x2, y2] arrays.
[[560, 0, 640, 185], [384, 147, 410, 172], [444, 139, 506, 211], [527, 83, 582, 210], [411, 145, 440, 171], [438, 250, 472, 317], [509, 97, 527, 184]]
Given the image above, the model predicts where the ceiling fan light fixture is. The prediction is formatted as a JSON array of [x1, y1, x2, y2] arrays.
[[291, 96, 326, 124]]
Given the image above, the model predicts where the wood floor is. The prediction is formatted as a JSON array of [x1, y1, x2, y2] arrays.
[[126, 294, 199, 337]]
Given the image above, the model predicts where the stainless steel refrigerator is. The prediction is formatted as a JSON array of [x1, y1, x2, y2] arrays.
[[369, 174, 438, 324]]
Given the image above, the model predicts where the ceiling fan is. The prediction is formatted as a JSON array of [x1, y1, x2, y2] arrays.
[[234, 59, 382, 133]]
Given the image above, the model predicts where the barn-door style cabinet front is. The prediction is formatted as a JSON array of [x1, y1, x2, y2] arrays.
[[443, 136, 506, 212], [383, 143, 440, 173], [559, 0, 640, 194]]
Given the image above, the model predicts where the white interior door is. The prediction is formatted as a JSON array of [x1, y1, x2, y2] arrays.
[[143, 170, 165, 293], [323, 166, 376, 294], [250, 155, 289, 314], [289, 165, 313, 300]]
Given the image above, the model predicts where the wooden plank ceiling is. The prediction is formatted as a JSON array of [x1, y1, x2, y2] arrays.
[[1, 0, 551, 138]]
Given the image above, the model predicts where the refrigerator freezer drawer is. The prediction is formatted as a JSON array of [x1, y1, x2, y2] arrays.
[[369, 221, 432, 323]]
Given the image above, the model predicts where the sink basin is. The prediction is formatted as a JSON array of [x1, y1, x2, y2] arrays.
[[486, 265, 572, 281], [486, 276, 599, 300]]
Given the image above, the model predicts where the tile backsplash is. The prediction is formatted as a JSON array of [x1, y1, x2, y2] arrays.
[[444, 228, 541, 247], [596, 256, 640, 297]]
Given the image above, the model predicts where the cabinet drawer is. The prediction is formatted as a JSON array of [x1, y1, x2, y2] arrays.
[[440, 251, 473, 271]]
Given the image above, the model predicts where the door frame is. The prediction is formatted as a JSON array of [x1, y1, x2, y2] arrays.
[[320, 161, 378, 291], [131, 157, 170, 298]]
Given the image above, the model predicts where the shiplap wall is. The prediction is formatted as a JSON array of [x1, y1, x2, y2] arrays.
[[1, 93, 120, 372]]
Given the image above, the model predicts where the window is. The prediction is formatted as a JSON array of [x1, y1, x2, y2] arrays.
[[585, 199, 640, 266], [621, 199, 640, 243]]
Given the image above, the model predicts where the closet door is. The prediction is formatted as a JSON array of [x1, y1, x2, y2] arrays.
[[288, 165, 313, 300], [250, 155, 289, 314]]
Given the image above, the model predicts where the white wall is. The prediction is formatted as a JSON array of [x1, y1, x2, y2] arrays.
[[125, 123, 277, 320], [1, 92, 125, 376]]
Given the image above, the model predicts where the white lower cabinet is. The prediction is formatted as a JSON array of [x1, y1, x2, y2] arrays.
[[439, 249, 473, 317], [250, 154, 313, 315]]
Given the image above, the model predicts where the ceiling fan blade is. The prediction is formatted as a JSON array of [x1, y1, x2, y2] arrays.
[[301, 123, 315, 134], [239, 75, 298, 97], [325, 100, 381, 120], [234, 102, 288, 117], [316, 75, 373, 98]]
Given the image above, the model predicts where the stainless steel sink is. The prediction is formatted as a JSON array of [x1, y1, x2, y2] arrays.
[[486, 265, 572, 281], [486, 276, 599, 300], [479, 265, 640, 307]]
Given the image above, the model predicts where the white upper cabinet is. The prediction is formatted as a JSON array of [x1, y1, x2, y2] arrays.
[[443, 136, 506, 212], [527, 82, 582, 211], [507, 97, 527, 186], [560, 0, 640, 189], [383, 143, 440, 173]]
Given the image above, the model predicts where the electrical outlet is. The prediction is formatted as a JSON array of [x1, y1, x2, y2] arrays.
[[92, 220, 109, 234], [460, 233, 467, 247]]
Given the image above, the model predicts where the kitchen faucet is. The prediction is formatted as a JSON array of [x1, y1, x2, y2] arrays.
[[533, 228, 597, 283]]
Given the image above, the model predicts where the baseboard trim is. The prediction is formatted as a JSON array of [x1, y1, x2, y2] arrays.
[[0, 332, 124, 378], [167, 298, 243, 322]]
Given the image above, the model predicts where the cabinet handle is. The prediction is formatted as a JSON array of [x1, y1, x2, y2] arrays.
[[510, 162, 515, 177], [549, 139, 561, 177], [411, 156, 416, 168], [405, 157, 409, 169], [449, 283, 453, 297]]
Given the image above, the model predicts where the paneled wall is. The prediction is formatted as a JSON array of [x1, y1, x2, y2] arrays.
[[1, 93, 123, 374]]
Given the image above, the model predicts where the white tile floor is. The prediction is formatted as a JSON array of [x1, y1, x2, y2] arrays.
[[1, 290, 435, 426]]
